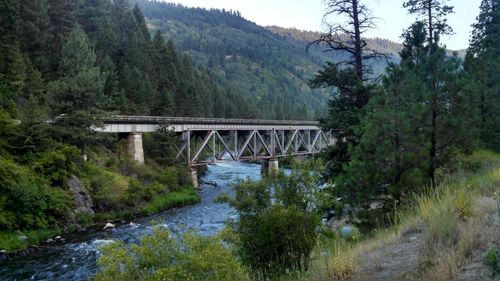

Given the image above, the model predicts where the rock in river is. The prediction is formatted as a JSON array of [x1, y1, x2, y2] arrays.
[[103, 223, 115, 230]]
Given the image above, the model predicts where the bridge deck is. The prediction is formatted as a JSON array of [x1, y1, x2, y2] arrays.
[[98, 115, 320, 133]]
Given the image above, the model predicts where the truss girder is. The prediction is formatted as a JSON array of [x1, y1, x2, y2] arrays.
[[174, 128, 333, 166]]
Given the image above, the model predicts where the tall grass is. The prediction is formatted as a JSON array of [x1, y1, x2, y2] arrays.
[[0, 228, 60, 252], [141, 187, 201, 215]]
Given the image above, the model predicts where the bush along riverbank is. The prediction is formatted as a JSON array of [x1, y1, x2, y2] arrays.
[[0, 141, 200, 256]]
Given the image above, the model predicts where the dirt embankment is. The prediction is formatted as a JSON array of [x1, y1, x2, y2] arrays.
[[350, 196, 499, 281]]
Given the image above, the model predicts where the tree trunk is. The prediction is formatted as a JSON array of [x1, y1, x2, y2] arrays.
[[429, 99, 437, 186], [352, 0, 363, 80], [427, 0, 433, 47]]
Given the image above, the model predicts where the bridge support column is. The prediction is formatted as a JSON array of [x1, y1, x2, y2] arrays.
[[262, 159, 279, 177], [268, 159, 279, 177], [127, 133, 144, 164], [190, 169, 199, 189]]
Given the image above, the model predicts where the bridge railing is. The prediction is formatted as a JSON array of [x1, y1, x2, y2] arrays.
[[99, 115, 319, 126]]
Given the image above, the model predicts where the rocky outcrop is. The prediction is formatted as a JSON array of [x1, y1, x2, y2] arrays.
[[67, 175, 94, 216]]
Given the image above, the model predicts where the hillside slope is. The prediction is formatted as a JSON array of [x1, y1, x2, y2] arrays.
[[133, 1, 430, 120], [132, 1, 339, 120], [133, 0, 469, 121]]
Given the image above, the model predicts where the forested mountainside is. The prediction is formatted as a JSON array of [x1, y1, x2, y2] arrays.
[[132, 0, 340, 120], [266, 25, 403, 59], [266, 25, 467, 59], [131, 1, 425, 120], [1, 0, 260, 120]]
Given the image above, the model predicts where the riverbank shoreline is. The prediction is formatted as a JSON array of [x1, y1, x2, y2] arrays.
[[0, 161, 260, 280], [0, 186, 200, 260]]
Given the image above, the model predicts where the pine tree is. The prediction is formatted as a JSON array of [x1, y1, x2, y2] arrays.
[[309, 0, 385, 180], [18, 0, 52, 75], [132, 4, 151, 44], [48, 0, 77, 75], [100, 55, 126, 112], [76, 0, 119, 61], [403, 0, 460, 184], [337, 24, 433, 224], [47, 25, 105, 115], [403, 0, 454, 47], [465, 0, 500, 151], [336, 18, 474, 226], [0, 0, 26, 110], [21, 57, 45, 103]]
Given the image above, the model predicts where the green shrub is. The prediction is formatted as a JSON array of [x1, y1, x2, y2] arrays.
[[142, 188, 200, 216], [31, 145, 80, 187], [157, 166, 180, 191], [0, 157, 71, 230], [76, 212, 94, 227], [220, 169, 323, 278], [485, 246, 500, 273], [82, 162, 129, 211], [92, 228, 248, 281], [0, 228, 60, 252]]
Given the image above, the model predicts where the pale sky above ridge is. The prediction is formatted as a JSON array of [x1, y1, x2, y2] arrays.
[[164, 0, 481, 50]]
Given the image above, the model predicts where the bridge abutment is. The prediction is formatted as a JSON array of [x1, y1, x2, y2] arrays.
[[127, 133, 144, 164]]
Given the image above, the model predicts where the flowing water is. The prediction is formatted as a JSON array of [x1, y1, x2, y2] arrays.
[[0, 161, 263, 281]]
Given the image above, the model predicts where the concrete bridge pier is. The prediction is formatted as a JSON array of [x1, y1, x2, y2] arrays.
[[127, 133, 144, 164], [190, 169, 199, 189], [268, 159, 279, 176], [262, 159, 279, 177]]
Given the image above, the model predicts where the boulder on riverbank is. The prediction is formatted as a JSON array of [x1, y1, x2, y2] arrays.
[[103, 223, 115, 230], [0, 250, 7, 264], [67, 174, 95, 216]]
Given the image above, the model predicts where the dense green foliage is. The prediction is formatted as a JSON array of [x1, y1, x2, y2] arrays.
[[92, 228, 248, 281], [0, 155, 71, 230], [317, 0, 499, 227], [464, 0, 500, 151], [218, 165, 324, 278]]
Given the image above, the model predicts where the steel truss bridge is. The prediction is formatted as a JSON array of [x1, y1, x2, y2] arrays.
[[99, 116, 333, 167]]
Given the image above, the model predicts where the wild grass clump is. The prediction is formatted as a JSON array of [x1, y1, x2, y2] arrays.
[[141, 188, 200, 215], [329, 246, 355, 281], [484, 246, 500, 273], [306, 231, 356, 281], [413, 179, 475, 245], [0, 228, 60, 252], [413, 156, 499, 280]]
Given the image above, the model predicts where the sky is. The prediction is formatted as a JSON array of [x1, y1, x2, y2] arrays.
[[163, 0, 481, 50]]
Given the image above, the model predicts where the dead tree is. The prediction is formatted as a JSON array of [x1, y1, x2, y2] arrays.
[[308, 0, 387, 82]]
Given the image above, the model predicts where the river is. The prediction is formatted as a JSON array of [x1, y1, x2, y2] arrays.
[[0, 161, 263, 281]]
